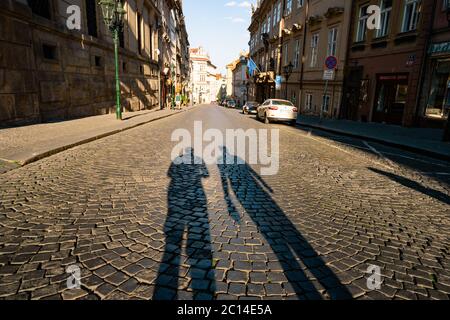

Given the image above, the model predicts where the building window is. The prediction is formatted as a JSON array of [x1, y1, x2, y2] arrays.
[[94, 55, 102, 67], [284, 43, 289, 65], [85, 0, 98, 37], [286, 0, 292, 16], [323, 95, 331, 112], [297, 0, 304, 9], [42, 43, 57, 60], [425, 60, 450, 119], [293, 39, 300, 68], [376, 0, 392, 38], [305, 93, 313, 110], [401, 0, 421, 32], [137, 13, 143, 54], [119, 29, 124, 48], [27, 0, 51, 19], [277, 1, 282, 22], [310, 33, 319, 67], [356, 4, 369, 42], [327, 28, 338, 57]]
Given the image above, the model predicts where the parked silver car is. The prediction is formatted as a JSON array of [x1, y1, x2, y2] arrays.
[[257, 99, 298, 125]]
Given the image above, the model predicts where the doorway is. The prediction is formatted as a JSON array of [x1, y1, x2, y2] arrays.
[[373, 74, 409, 125]]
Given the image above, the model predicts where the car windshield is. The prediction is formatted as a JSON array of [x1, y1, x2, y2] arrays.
[[272, 100, 294, 106]]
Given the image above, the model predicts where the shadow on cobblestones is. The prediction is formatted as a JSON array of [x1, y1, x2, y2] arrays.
[[369, 168, 450, 206], [218, 147, 352, 300], [153, 149, 215, 300]]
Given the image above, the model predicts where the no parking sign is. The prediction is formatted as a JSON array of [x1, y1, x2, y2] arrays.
[[325, 56, 338, 70]]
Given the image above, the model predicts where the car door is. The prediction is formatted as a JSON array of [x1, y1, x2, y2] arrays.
[[258, 101, 267, 117], [260, 100, 269, 117]]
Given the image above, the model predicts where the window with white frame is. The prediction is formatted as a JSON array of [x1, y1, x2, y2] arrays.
[[286, 0, 292, 15], [277, 2, 282, 21], [327, 28, 338, 56], [272, 5, 278, 28], [297, 0, 304, 9], [293, 39, 300, 68], [356, 4, 369, 42], [402, 0, 421, 32], [376, 0, 393, 38], [305, 93, 313, 110], [310, 33, 319, 67]]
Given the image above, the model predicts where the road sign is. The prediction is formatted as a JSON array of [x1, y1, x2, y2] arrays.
[[275, 75, 282, 91], [325, 56, 338, 70], [323, 70, 335, 81]]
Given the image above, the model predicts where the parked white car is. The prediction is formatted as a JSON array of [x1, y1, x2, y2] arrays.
[[257, 99, 298, 125]]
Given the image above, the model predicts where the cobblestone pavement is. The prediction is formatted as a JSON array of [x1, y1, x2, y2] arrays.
[[0, 105, 449, 300]]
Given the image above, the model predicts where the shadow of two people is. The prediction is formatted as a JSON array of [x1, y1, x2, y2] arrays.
[[153, 147, 351, 300]]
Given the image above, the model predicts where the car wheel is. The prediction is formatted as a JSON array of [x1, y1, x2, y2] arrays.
[[264, 113, 270, 124]]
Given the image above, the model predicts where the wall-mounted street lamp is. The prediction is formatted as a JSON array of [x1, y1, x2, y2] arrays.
[[283, 62, 294, 100], [99, 0, 126, 120]]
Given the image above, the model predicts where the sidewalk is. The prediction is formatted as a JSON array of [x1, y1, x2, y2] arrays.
[[297, 116, 450, 161], [0, 107, 191, 167]]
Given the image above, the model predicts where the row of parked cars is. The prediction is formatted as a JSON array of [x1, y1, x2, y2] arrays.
[[221, 98, 298, 125]]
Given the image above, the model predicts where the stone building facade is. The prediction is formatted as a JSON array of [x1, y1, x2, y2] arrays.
[[342, 0, 434, 126], [0, 0, 189, 126], [248, 0, 351, 118], [189, 47, 219, 104]]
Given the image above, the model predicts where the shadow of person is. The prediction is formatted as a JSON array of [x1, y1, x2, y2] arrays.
[[369, 167, 450, 206], [218, 147, 352, 300], [153, 148, 215, 300]]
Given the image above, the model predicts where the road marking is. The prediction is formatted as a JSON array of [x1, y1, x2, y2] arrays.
[[292, 128, 394, 170], [363, 141, 397, 170], [419, 172, 450, 176]]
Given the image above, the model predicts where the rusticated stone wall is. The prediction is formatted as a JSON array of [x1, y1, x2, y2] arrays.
[[0, 0, 160, 126]]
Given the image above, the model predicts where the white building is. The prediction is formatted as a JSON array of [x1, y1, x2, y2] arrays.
[[226, 52, 250, 105], [190, 47, 220, 104]]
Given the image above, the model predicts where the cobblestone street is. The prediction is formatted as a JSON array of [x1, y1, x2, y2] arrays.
[[0, 105, 449, 300]]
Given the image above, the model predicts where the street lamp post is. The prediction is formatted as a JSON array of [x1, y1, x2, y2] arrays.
[[99, 0, 126, 120], [283, 62, 294, 100], [171, 63, 176, 110], [246, 81, 250, 102]]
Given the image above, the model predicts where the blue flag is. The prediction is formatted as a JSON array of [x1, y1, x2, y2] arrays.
[[247, 58, 258, 77]]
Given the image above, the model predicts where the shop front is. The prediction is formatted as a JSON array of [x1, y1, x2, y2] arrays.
[[422, 42, 450, 125], [372, 73, 409, 125]]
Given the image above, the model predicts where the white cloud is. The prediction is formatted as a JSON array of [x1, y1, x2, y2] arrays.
[[225, 1, 252, 9], [238, 1, 252, 8], [225, 1, 237, 7]]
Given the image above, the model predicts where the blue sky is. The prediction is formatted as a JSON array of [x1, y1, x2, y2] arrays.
[[183, 0, 255, 74]]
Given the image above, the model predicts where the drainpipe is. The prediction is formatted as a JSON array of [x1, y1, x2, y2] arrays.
[[299, 0, 309, 114], [277, 0, 287, 99], [339, 0, 356, 120], [414, 0, 438, 127]]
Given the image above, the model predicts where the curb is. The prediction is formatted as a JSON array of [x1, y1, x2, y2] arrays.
[[297, 122, 450, 162], [15, 107, 196, 167]]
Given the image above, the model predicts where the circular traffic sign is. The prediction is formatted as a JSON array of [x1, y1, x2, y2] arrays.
[[325, 56, 338, 70]]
